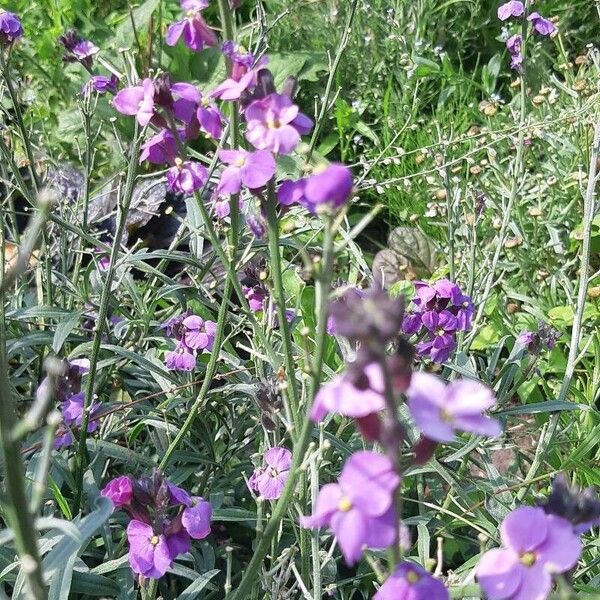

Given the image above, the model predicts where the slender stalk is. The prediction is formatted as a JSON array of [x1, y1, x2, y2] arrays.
[[265, 183, 299, 418], [229, 220, 335, 600], [309, 452, 322, 600], [73, 130, 143, 513], [0, 208, 46, 599]]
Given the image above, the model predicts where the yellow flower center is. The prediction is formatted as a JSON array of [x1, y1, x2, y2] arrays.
[[406, 570, 421, 584], [436, 328, 445, 337], [440, 408, 453, 423], [234, 157, 246, 168], [520, 552, 536, 567], [338, 497, 353, 512], [175, 157, 184, 169], [150, 535, 160, 546], [201, 96, 211, 107], [186, 10, 198, 18], [267, 119, 281, 130]]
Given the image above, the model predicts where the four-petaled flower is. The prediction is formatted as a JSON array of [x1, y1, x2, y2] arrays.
[[113, 79, 155, 127], [476, 506, 581, 600], [166, 159, 208, 196], [248, 447, 292, 500], [374, 562, 449, 600], [166, 0, 217, 52], [497, 1, 524, 21], [217, 149, 276, 194], [127, 520, 174, 579]]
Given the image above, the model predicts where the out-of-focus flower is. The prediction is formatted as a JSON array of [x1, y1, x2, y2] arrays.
[[327, 286, 365, 334], [248, 447, 292, 500], [245, 93, 313, 154], [221, 41, 255, 81], [506, 34, 523, 71], [102, 476, 134, 508], [517, 321, 561, 355], [165, 342, 196, 371], [476, 507, 581, 600], [301, 451, 400, 565], [0, 10, 23, 45], [166, 0, 217, 52], [54, 391, 103, 449], [497, 1, 524, 21], [166, 159, 208, 196], [528, 12, 555, 36], [113, 79, 155, 126], [407, 373, 501, 442], [82, 74, 119, 96], [278, 164, 353, 214], [374, 562, 449, 600], [310, 363, 386, 422], [217, 149, 276, 194]]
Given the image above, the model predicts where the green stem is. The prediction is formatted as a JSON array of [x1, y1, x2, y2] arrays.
[[229, 219, 335, 600], [0, 208, 46, 599], [265, 182, 299, 419], [73, 129, 142, 513]]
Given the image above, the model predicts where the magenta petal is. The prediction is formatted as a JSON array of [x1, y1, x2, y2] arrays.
[[242, 150, 276, 188], [500, 506, 548, 553], [217, 165, 242, 195], [265, 446, 292, 470], [257, 472, 287, 500], [182, 498, 212, 539], [113, 86, 144, 115], [300, 483, 342, 528], [363, 506, 397, 549], [476, 548, 522, 600], [278, 179, 305, 206], [166, 20, 186, 46], [511, 563, 552, 600], [445, 379, 496, 414]]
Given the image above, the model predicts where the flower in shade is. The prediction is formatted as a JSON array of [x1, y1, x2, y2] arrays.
[[245, 93, 313, 154], [416, 310, 457, 363], [0, 10, 23, 45], [310, 363, 385, 422], [182, 315, 217, 351], [506, 34, 523, 71], [374, 562, 449, 600], [217, 149, 276, 194], [166, 0, 217, 52], [528, 12, 555, 36], [497, 1, 524, 21], [196, 94, 224, 139], [222, 41, 255, 80], [165, 342, 196, 371], [407, 373, 501, 443], [54, 392, 103, 449], [166, 159, 208, 195], [301, 451, 400, 565], [59, 31, 99, 68], [248, 447, 292, 500], [139, 130, 179, 165], [517, 321, 561, 355], [279, 164, 353, 214], [101, 476, 134, 508], [127, 520, 174, 579], [475, 506, 581, 600], [327, 286, 365, 334], [113, 79, 155, 126], [82, 74, 119, 96]]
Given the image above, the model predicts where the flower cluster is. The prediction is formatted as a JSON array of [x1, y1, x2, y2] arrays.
[[498, 1, 555, 71], [0, 9, 23, 46], [101, 470, 212, 579], [162, 311, 217, 371], [517, 321, 561, 355], [402, 278, 474, 363], [37, 358, 104, 449], [247, 446, 291, 500]]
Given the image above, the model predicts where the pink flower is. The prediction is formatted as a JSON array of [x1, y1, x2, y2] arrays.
[[139, 130, 179, 165], [245, 93, 313, 154], [101, 476, 134, 508], [248, 447, 292, 500], [196, 94, 224, 139], [165, 342, 196, 371], [407, 373, 501, 442], [310, 363, 386, 422], [476, 507, 581, 600], [375, 562, 449, 600], [113, 79, 155, 126], [182, 315, 217, 351], [217, 149, 276, 194], [527, 12, 555, 36], [166, 160, 208, 195], [301, 451, 400, 565], [127, 520, 174, 579], [165, 0, 217, 52]]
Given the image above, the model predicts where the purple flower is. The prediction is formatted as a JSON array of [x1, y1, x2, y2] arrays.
[[165, 342, 196, 371], [139, 130, 179, 165], [113, 79, 155, 126], [327, 286, 365, 334], [166, 159, 208, 195], [243, 284, 267, 312], [178, 497, 211, 538], [374, 562, 449, 600], [0, 10, 23, 45], [245, 93, 313, 154], [528, 12, 555, 36], [246, 212, 266, 238], [497, 1, 524, 21], [476, 507, 581, 600], [182, 315, 217, 351], [222, 41, 255, 81], [127, 520, 174, 579], [506, 34, 523, 71], [72, 40, 99, 62], [417, 310, 457, 363], [402, 311, 422, 335], [82, 74, 119, 96], [169, 81, 201, 123], [301, 451, 400, 565], [248, 447, 292, 500], [54, 392, 102, 449], [59, 31, 99, 68], [196, 94, 224, 139], [101, 476, 134, 508], [166, 0, 217, 52], [217, 149, 276, 194], [407, 373, 501, 442], [310, 363, 385, 422]]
